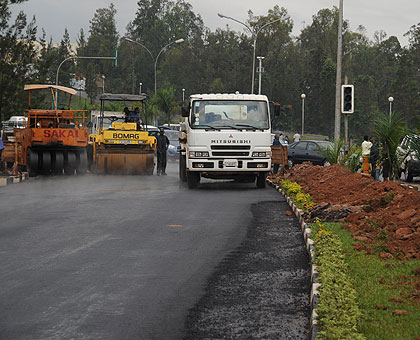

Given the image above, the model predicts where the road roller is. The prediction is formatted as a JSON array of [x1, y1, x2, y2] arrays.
[[89, 93, 157, 175], [9, 84, 89, 176]]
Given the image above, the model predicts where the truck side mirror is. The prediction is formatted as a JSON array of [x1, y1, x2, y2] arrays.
[[181, 106, 189, 117], [274, 104, 281, 117]]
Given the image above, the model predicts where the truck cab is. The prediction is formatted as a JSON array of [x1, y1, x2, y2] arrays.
[[179, 93, 279, 188]]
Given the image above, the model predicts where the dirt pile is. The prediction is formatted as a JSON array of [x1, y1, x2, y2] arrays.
[[270, 163, 420, 260]]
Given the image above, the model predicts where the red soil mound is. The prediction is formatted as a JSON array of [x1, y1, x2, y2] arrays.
[[270, 163, 420, 260]]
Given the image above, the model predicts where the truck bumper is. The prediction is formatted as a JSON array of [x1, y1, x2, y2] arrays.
[[187, 158, 271, 172]]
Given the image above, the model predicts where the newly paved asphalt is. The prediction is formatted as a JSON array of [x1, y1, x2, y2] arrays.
[[0, 162, 310, 340]]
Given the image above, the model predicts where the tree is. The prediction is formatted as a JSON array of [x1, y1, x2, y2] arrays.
[[374, 111, 407, 180], [151, 87, 176, 124], [78, 3, 119, 102], [0, 0, 37, 120], [127, 0, 204, 94], [57, 28, 74, 87]]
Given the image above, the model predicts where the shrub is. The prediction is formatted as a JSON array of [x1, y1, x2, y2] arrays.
[[314, 222, 365, 340]]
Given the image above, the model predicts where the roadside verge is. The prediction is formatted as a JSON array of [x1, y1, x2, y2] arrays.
[[0, 172, 29, 187], [267, 179, 320, 340]]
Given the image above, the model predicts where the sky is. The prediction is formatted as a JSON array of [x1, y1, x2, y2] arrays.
[[11, 0, 419, 47]]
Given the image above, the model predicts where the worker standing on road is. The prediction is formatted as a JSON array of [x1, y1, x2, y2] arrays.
[[0, 137, 4, 171], [156, 128, 170, 176], [272, 134, 281, 174], [361, 135, 372, 175]]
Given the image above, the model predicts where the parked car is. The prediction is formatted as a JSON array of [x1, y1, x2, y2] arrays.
[[397, 134, 420, 182], [164, 130, 180, 159], [287, 140, 333, 167]]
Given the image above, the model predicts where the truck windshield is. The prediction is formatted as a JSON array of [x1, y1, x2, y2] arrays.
[[190, 100, 269, 130]]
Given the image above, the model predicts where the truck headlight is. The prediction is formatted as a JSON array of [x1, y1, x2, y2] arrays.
[[189, 151, 209, 158]]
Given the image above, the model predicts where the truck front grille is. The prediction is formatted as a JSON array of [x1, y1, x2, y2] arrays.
[[212, 151, 249, 157], [211, 145, 251, 150]]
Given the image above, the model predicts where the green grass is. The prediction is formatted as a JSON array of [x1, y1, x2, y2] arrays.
[[315, 222, 420, 340]]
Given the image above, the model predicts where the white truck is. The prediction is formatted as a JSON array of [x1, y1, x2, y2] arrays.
[[179, 93, 280, 189]]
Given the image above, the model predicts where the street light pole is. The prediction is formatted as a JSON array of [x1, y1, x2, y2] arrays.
[[257, 56, 264, 94], [139, 82, 142, 94], [301, 94, 306, 136], [102, 75, 105, 93], [56, 55, 117, 107], [125, 37, 184, 94], [218, 13, 282, 94], [154, 39, 184, 94], [182, 88, 185, 101], [388, 96, 394, 122]]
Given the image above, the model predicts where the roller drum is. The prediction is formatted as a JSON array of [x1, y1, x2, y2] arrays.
[[94, 149, 154, 175]]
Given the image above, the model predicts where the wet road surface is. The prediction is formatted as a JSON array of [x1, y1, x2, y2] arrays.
[[184, 201, 310, 340], [0, 162, 310, 340]]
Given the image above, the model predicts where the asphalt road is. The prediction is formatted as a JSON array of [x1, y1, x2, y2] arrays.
[[0, 162, 310, 340]]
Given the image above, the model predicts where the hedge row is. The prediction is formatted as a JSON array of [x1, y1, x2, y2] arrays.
[[314, 222, 365, 340], [280, 179, 365, 339]]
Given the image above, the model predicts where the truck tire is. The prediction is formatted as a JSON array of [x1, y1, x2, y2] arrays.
[[179, 154, 187, 182], [256, 172, 267, 188], [26, 148, 39, 177], [76, 149, 88, 175], [187, 171, 200, 189]]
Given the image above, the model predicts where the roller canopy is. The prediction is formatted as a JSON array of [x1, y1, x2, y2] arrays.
[[100, 93, 147, 102], [24, 84, 78, 95]]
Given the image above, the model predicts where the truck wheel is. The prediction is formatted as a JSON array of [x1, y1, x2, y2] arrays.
[[256, 172, 267, 188], [187, 171, 199, 189], [179, 154, 187, 182], [406, 171, 413, 182]]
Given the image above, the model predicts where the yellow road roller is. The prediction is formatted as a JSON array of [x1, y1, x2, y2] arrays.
[[89, 93, 157, 175]]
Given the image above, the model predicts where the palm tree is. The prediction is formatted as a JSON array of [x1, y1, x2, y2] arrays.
[[151, 88, 176, 125], [373, 111, 407, 180]]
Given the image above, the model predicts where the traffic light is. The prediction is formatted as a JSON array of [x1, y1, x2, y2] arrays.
[[341, 85, 354, 114]]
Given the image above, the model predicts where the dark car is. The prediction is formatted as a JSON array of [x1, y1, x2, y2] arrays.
[[287, 140, 332, 167]]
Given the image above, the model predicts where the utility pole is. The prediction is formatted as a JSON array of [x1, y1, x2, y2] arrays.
[[334, 0, 344, 142], [301, 94, 306, 136]]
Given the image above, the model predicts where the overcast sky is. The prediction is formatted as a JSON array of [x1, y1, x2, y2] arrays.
[[11, 0, 419, 46]]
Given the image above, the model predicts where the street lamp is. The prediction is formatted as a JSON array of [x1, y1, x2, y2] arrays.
[[124, 37, 154, 60], [139, 82, 142, 94], [388, 96, 394, 121], [154, 39, 184, 94], [124, 37, 184, 94], [218, 13, 282, 94], [301, 94, 306, 136], [182, 88, 185, 101], [102, 75, 105, 94]]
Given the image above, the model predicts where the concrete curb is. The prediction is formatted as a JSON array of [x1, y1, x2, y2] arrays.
[[0, 172, 29, 187], [268, 180, 320, 339]]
